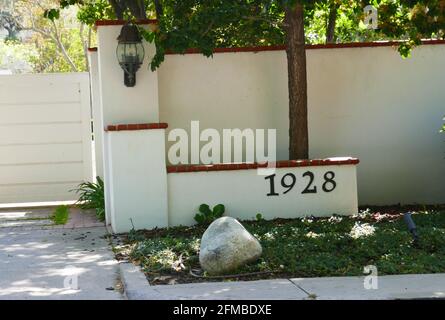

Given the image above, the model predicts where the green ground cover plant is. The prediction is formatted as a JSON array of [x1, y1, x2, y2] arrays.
[[194, 204, 225, 225], [52, 205, 70, 225], [115, 206, 445, 285]]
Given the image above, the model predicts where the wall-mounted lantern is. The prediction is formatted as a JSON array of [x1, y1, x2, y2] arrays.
[[116, 23, 145, 87]]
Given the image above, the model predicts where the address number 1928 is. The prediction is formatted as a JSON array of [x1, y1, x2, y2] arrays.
[[264, 171, 337, 196]]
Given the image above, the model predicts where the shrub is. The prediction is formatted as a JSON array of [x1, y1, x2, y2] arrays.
[[72, 176, 105, 221], [194, 203, 225, 225]]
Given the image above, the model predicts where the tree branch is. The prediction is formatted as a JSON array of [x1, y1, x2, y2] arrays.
[[242, 15, 287, 28], [326, 2, 337, 44], [50, 18, 78, 72], [80, 23, 89, 71]]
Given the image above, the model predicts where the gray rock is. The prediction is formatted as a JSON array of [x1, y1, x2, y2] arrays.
[[199, 217, 262, 275]]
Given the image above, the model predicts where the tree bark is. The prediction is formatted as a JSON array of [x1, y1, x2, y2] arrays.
[[153, 0, 163, 18], [127, 0, 147, 19], [326, 2, 337, 44], [109, 0, 124, 20], [285, 4, 308, 160], [110, 0, 147, 19]]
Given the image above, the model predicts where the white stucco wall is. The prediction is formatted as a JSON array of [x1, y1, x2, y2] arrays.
[[96, 23, 166, 230], [97, 24, 159, 125], [168, 164, 358, 226], [107, 129, 168, 233], [158, 44, 445, 205], [88, 50, 104, 179]]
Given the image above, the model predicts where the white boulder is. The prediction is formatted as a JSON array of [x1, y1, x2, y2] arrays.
[[199, 217, 262, 275]]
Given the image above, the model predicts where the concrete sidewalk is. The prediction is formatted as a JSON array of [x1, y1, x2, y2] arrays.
[[0, 222, 124, 299], [119, 263, 445, 300]]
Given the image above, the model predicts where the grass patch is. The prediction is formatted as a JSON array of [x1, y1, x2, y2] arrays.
[[52, 205, 70, 225], [116, 208, 445, 285]]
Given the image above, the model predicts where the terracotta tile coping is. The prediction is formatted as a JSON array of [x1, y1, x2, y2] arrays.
[[105, 123, 168, 131], [167, 158, 359, 173], [89, 40, 445, 55], [163, 40, 445, 54]]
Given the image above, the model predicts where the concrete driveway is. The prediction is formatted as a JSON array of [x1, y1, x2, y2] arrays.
[[0, 207, 124, 300]]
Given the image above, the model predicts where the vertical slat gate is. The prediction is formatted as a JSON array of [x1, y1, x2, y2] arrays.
[[0, 73, 93, 204]]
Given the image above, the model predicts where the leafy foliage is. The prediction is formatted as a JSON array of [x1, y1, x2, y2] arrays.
[[131, 235, 201, 275], [28, 27, 91, 73], [43, 8, 60, 21], [194, 203, 225, 225], [127, 227, 146, 242], [123, 209, 445, 284], [76, 0, 116, 25], [4, 1, 95, 73], [72, 176, 105, 221], [375, 0, 445, 56], [47, 1, 445, 65]]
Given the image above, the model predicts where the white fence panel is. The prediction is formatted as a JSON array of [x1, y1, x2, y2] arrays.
[[0, 73, 93, 204]]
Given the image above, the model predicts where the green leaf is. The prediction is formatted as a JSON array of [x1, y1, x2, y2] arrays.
[[138, 27, 155, 43], [199, 204, 212, 216], [212, 204, 225, 217], [43, 9, 60, 21], [194, 213, 205, 224]]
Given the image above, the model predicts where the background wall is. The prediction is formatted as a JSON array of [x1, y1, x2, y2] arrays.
[[158, 44, 445, 205]]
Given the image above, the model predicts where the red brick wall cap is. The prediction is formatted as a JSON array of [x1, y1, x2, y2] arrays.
[[105, 123, 168, 131], [167, 157, 359, 173], [165, 40, 445, 55]]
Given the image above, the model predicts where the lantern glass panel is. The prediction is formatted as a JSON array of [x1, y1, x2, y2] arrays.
[[116, 42, 145, 65]]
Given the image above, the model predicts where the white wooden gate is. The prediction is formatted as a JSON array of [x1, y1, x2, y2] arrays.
[[0, 73, 93, 204]]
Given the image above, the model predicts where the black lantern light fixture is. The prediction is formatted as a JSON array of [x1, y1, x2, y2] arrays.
[[116, 23, 145, 87]]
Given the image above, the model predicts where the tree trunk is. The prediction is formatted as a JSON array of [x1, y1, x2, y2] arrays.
[[326, 3, 337, 44], [127, 0, 147, 19], [285, 4, 308, 160], [154, 0, 163, 18], [5, 26, 18, 40], [109, 0, 124, 20]]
